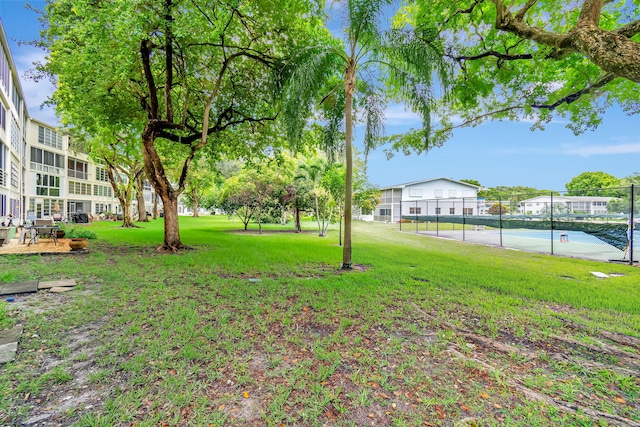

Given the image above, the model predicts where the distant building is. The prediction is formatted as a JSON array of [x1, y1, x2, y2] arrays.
[[375, 177, 480, 222], [519, 195, 613, 215]]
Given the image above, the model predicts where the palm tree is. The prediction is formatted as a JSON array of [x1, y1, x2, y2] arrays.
[[296, 158, 332, 236], [282, 0, 449, 269]]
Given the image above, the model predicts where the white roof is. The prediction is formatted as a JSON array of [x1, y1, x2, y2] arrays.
[[380, 177, 480, 191]]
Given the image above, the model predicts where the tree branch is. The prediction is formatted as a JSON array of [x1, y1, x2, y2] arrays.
[[531, 73, 616, 110], [449, 50, 533, 62], [436, 105, 525, 134], [577, 0, 604, 27], [443, 0, 483, 26], [616, 19, 640, 38], [492, 0, 570, 49], [164, 0, 174, 122], [514, 0, 537, 22], [140, 40, 159, 120]]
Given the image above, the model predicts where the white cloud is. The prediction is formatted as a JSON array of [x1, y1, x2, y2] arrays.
[[561, 142, 640, 157], [383, 103, 422, 126]]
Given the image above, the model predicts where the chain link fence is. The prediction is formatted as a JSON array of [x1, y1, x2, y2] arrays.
[[399, 185, 638, 264]]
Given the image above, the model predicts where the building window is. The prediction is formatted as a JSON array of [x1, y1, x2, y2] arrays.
[[408, 189, 423, 198], [144, 180, 152, 191], [0, 46, 9, 93], [10, 161, 18, 188], [11, 119, 21, 153], [434, 189, 443, 198], [448, 189, 457, 198], [36, 173, 61, 197], [0, 144, 5, 186], [379, 208, 391, 216], [68, 158, 88, 179], [95, 203, 111, 214], [28, 198, 62, 218], [38, 126, 63, 150], [449, 207, 455, 214], [11, 78, 22, 113], [93, 184, 112, 197], [96, 166, 109, 182], [0, 103, 6, 131], [435, 207, 441, 214], [409, 207, 421, 214], [463, 208, 473, 215], [30, 147, 64, 174], [68, 181, 92, 195]]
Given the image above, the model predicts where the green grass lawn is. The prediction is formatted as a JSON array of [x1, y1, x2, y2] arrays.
[[1, 215, 639, 426]]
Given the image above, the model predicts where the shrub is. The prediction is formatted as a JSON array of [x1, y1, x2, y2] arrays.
[[62, 225, 97, 239]]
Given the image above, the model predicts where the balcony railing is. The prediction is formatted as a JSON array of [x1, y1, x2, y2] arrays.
[[30, 162, 61, 176], [0, 169, 6, 186], [68, 170, 88, 180]]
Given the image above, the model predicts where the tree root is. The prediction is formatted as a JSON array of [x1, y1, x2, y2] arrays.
[[549, 335, 640, 369], [154, 244, 195, 253], [448, 347, 640, 427], [410, 303, 639, 380], [559, 318, 640, 351], [598, 330, 640, 351]]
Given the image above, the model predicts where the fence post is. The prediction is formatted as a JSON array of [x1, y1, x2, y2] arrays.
[[436, 199, 440, 237], [631, 184, 635, 265], [550, 192, 554, 255], [426, 201, 429, 231], [415, 201, 418, 234], [462, 198, 466, 242], [399, 199, 402, 231], [499, 198, 503, 247]]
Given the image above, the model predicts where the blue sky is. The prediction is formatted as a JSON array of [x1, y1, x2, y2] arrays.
[[2, 0, 638, 192]]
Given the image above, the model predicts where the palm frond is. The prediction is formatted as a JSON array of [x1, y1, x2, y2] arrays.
[[362, 91, 386, 158], [279, 45, 345, 149], [375, 26, 452, 150], [346, 0, 395, 47]]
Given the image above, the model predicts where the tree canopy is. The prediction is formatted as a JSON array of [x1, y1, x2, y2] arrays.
[[403, 0, 640, 142], [40, 0, 328, 251], [565, 171, 621, 195]]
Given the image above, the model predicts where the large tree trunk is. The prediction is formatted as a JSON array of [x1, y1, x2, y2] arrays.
[[104, 161, 136, 228], [120, 197, 135, 228], [295, 208, 301, 232], [342, 63, 355, 269], [160, 195, 182, 251], [142, 129, 185, 251], [136, 174, 149, 222]]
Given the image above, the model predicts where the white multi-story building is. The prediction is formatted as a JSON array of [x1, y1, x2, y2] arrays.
[[0, 22, 27, 224], [519, 195, 613, 216], [375, 177, 480, 222]]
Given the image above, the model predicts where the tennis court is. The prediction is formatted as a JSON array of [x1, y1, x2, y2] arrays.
[[411, 226, 634, 263]]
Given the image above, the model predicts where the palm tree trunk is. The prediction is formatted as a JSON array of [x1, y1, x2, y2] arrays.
[[342, 64, 355, 269]]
